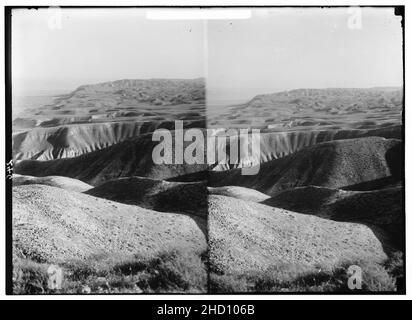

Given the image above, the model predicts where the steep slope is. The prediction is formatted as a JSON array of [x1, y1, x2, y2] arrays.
[[213, 125, 401, 170], [13, 184, 206, 263], [208, 195, 387, 274], [12, 120, 205, 161], [13, 174, 92, 193], [14, 132, 210, 186], [207, 186, 270, 202], [85, 177, 207, 217], [263, 186, 403, 247], [13, 121, 400, 163], [14, 126, 402, 189], [207, 136, 403, 195], [263, 186, 343, 214]]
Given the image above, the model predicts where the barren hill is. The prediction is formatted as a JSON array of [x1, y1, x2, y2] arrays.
[[264, 185, 403, 247], [14, 132, 209, 185], [11, 82, 405, 293], [12, 78, 205, 132], [13, 120, 205, 161], [67, 78, 205, 106], [13, 121, 400, 163], [13, 184, 207, 263], [208, 194, 387, 274], [209, 87, 402, 130], [86, 176, 207, 217], [207, 186, 270, 202], [207, 136, 402, 195], [213, 125, 401, 171], [13, 174, 93, 192]]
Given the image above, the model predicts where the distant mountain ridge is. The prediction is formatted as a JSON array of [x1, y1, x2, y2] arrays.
[[75, 77, 205, 89], [209, 87, 403, 129], [247, 87, 403, 106], [58, 78, 206, 106], [12, 78, 206, 132]]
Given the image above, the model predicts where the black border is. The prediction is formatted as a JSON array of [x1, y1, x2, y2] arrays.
[[5, 5, 12, 295], [4, 5, 406, 296]]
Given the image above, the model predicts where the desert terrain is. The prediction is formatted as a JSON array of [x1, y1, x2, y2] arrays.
[[12, 80, 404, 293]]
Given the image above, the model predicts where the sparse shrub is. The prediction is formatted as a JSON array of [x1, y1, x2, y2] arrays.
[[384, 251, 404, 292], [112, 259, 147, 275], [14, 250, 403, 294], [209, 274, 249, 293], [64, 260, 99, 282], [359, 262, 396, 292], [210, 257, 402, 293], [136, 249, 207, 293], [13, 259, 50, 294], [14, 248, 207, 294]]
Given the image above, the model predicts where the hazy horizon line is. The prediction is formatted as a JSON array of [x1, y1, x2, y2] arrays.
[[13, 79, 403, 100]]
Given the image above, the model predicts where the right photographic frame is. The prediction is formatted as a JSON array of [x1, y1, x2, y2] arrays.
[[206, 6, 405, 294]]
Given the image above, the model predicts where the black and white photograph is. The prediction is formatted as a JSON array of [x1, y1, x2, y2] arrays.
[[5, 5, 405, 295]]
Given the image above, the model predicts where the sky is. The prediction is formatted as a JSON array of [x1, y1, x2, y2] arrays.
[[12, 8, 205, 95], [12, 7, 403, 102], [208, 7, 403, 103]]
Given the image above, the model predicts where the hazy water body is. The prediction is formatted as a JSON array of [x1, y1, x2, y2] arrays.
[[12, 94, 64, 120]]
